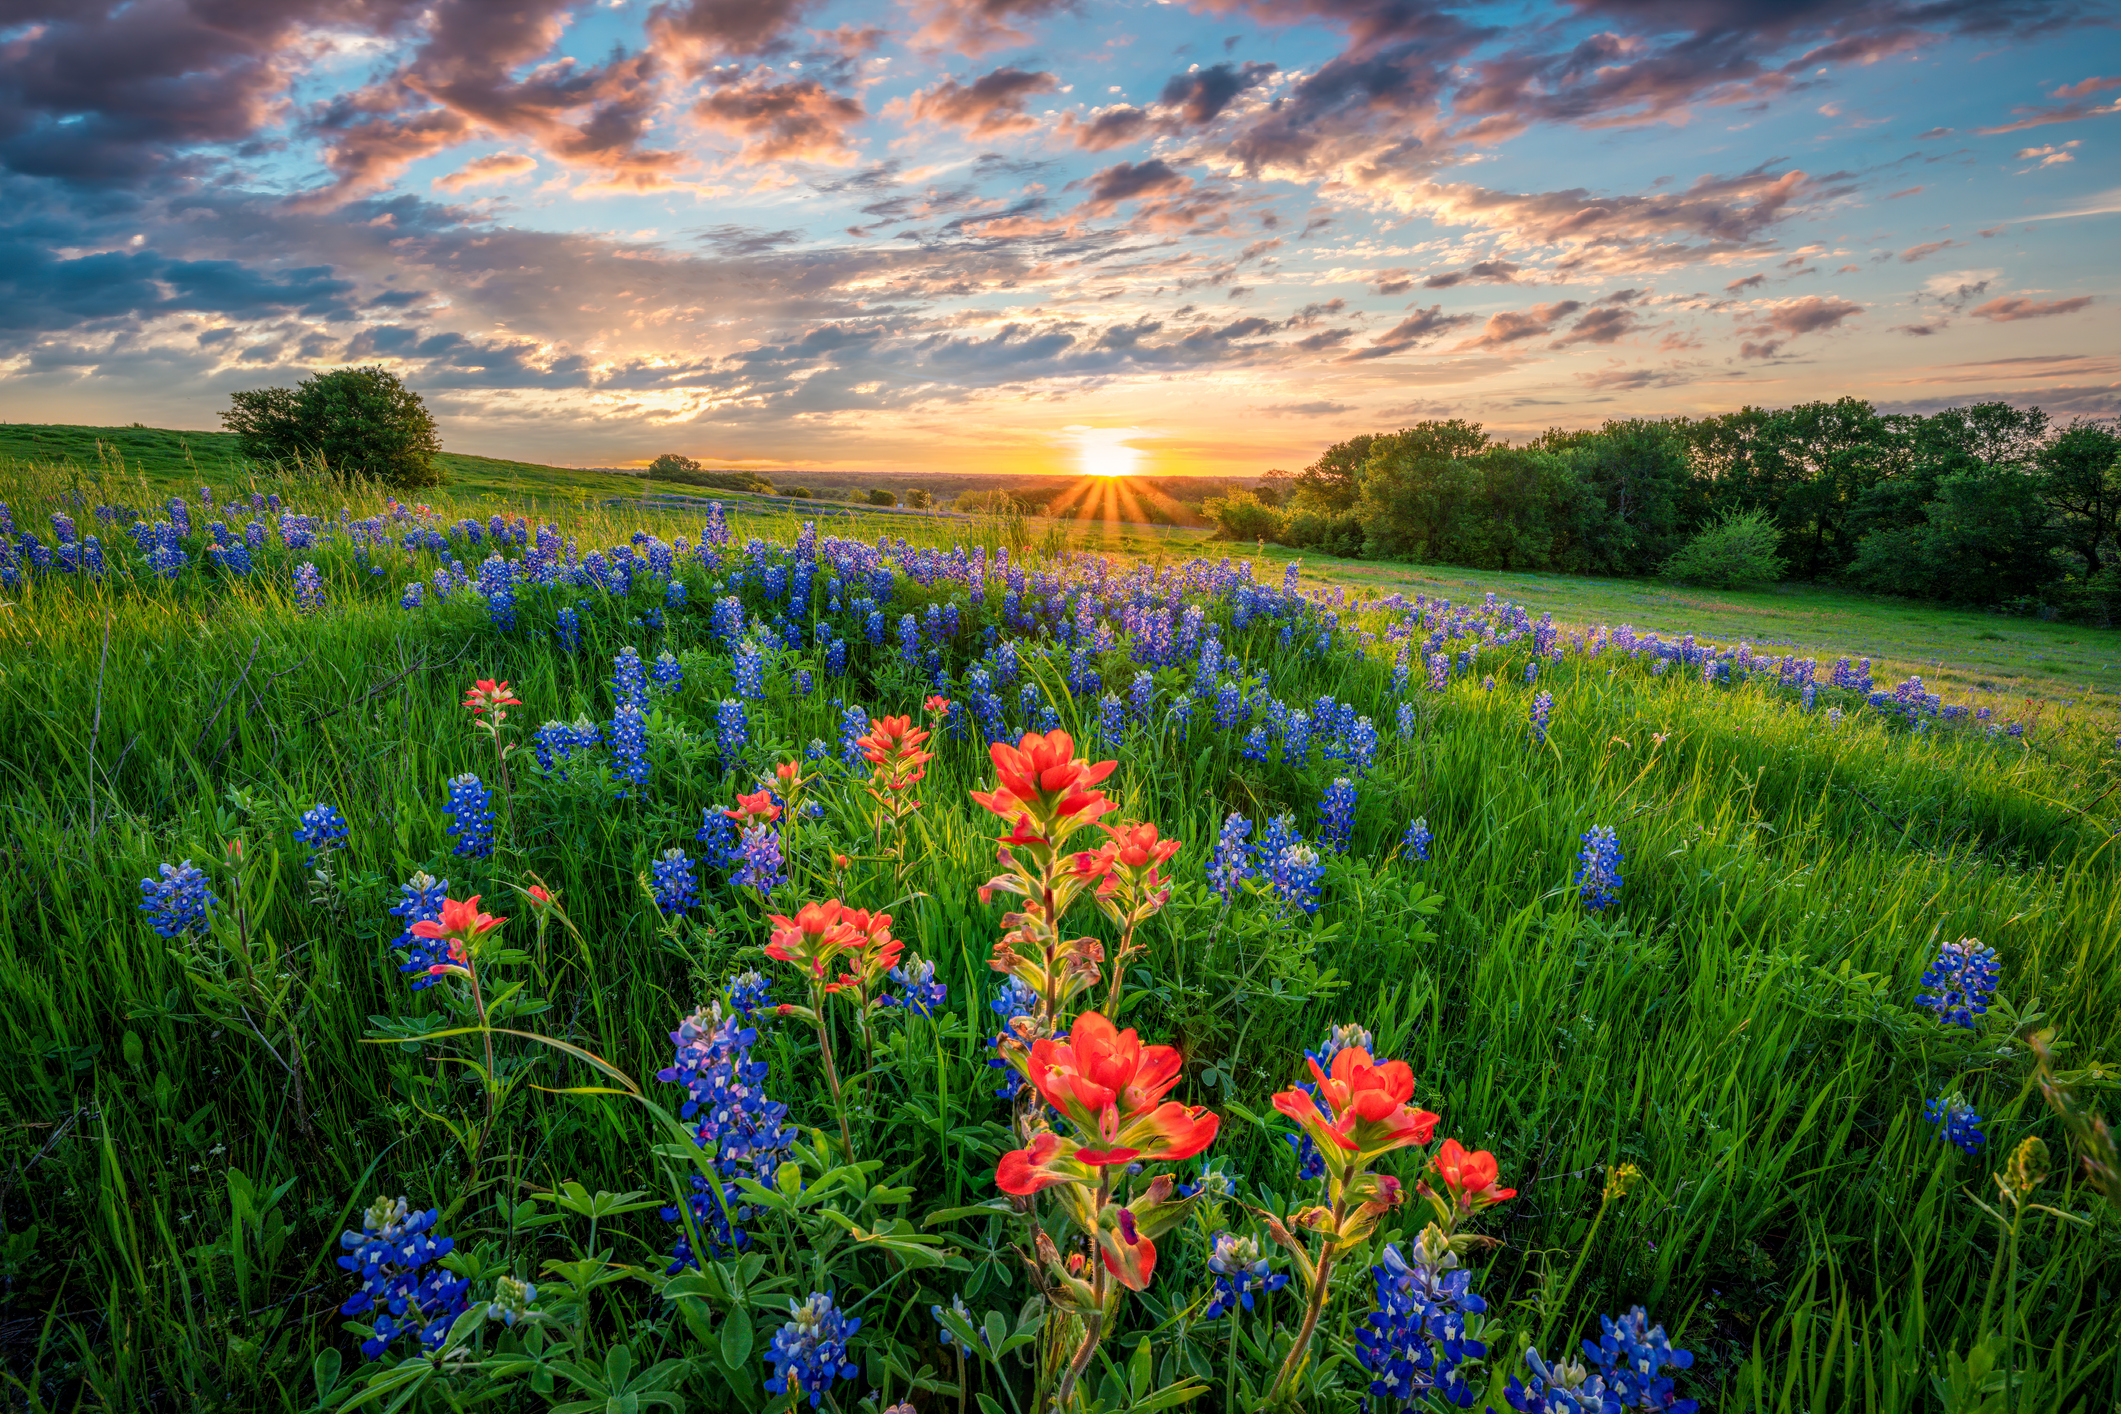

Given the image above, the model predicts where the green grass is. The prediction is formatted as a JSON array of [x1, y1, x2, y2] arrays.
[[0, 460, 2118, 1413]]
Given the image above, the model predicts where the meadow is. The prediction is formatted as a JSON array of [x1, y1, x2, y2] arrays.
[[1, 462, 2118, 1414]]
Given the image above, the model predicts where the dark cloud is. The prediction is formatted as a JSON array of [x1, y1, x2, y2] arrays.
[[1072, 159, 1191, 214], [1340, 304, 1476, 361], [1551, 306, 1641, 345], [906, 67, 1059, 136], [647, 0, 823, 62], [1060, 105, 1153, 150], [0, 230, 357, 332], [1726, 273, 1767, 292], [1422, 259, 1519, 289], [1969, 294, 2094, 321], [1735, 293, 1862, 357], [695, 74, 866, 164], [1453, 299, 1584, 350], [907, 0, 1075, 56], [1158, 61, 1277, 124]]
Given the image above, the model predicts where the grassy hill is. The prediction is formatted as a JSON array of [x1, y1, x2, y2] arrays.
[[0, 422, 644, 503]]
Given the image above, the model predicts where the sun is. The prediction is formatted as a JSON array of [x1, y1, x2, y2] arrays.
[[1065, 425, 1145, 478]]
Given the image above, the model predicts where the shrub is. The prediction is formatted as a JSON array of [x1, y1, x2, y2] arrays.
[[782, 485, 813, 499], [1662, 509, 1787, 588], [647, 453, 701, 475], [1203, 491, 1285, 543], [866, 489, 898, 507], [222, 366, 443, 489]]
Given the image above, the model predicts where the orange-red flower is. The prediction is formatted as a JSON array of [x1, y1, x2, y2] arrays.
[[923, 695, 952, 715], [996, 1131, 1096, 1196], [1272, 1048, 1438, 1172], [1101, 820, 1180, 873], [823, 907, 905, 994], [462, 679, 522, 715], [1430, 1138, 1516, 1211], [776, 761, 801, 787], [969, 730, 1117, 837], [856, 715, 933, 788], [724, 789, 784, 824], [409, 895, 506, 943], [1020, 1011, 1218, 1167], [765, 900, 854, 976]]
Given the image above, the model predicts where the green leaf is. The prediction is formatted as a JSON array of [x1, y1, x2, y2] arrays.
[[720, 1304, 754, 1371], [311, 1347, 343, 1401]]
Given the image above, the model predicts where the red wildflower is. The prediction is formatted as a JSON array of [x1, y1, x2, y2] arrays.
[[1430, 1138, 1516, 1212], [923, 695, 953, 715], [764, 900, 855, 976], [409, 895, 506, 943], [724, 789, 784, 824], [1272, 1048, 1438, 1169], [462, 679, 522, 715], [1020, 1011, 1218, 1166], [968, 730, 1117, 837]]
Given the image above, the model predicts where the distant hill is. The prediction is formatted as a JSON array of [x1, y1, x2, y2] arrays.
[[0, 423, 645, 502], [0, 423, 1263, 527]]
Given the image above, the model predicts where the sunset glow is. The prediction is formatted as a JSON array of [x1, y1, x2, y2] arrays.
[[0, 3, 2111, 471]]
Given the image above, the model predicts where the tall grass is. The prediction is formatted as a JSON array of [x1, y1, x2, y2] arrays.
[[0, 465, 2116, 1413]]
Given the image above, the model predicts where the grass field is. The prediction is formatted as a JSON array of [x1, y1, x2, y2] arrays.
[[1, 456, 2118, 1414]]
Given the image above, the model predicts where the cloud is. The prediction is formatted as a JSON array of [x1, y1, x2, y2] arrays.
[[433, 152, 538, 190], [1453, 299, 1584, 351], [1260, 399, 1354, 415], [1892, 322, 1943, 335], [1551, 306, 1642, 346], [1968, 294, 2094, 321], [1735, 294, 1862, 357], [1578, 364, 1695, 390], [905, 0, 1074, 57], [1898, 239, 1960, 262], [695, 74, 866, 164], [1974, 75, 2121, 134], [647, 0, 825, 63], [1422, 259, 1519, 288], [2013, 140, 2081, 169], [1725, 273, 1767, 292], [1339, 305, 1476, 361], [1058, 105, 1152, 150], [1368, 267, 1413, 295], [903, 67, 1059, 137], [1071, 159, 1191, 215], [1158, 61, 1277, 125]]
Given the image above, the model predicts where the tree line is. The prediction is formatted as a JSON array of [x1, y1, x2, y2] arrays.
[[1205, 399, 2121, 616]]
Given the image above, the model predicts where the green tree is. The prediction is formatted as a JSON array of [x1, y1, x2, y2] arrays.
[[1350, 420, 1495, 559], [904, 487, 934, 509], [1847, 467, 2061, 604], [2036, 419, 2121, 574], [866, 488, 898, 507], [648, 453, 702, 475], [1537, 419, 1689, 575], [1203, 491, 1286, 543], [222, 365, 443, 489]]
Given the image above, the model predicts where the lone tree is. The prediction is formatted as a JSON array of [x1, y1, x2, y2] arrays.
[[648, 453, 702, 475], [223, 366, 443, 488]]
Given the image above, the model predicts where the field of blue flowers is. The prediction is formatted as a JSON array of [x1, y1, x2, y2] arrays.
[[1, 475, 2117, 1414]]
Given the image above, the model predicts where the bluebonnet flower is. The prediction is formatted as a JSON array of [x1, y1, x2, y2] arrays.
[[1529, 689, 1553, 745], [1178, 1158, 1241, 1201], [1575, 825, 1622, 912], [665, 579, 688, 609], [804, 737, 829, 762], [1100, 691, 1127, 743], [337, 1196, 470, 1360], [933, 1295, 988, 1352], [293, 803, 350, 865], [1257, 815, 1324, 915], [1320, 777, 1357, 854], [139, 860, 217, 937], [555, 605, 581, 653], [652, 650, 683, 692], [726, 970, 773, 1016], [389, 872, 452, 990], [714, 698, 748, 763], [651, 848, 699, 914], [1357, 1233, 1490, 1410], [986, 975, 1041, 1099], [1578, 1307, 1698, 1413], [1525, 659, 1539, 685], [293, 561, 324, 613], [1400, 817, 1431, 863], [695, 807, 740, 871], [1926, 1092, 1985, 1155], [1205, 1232, 1288, 1318], [612, 647, 648, 709], [1916, 938, 2000, 1031], [487, 1275, 536, 1328], [764, 1292, 861, 1409], [1426, 653, 1449, 693], [399, 580, 425, 610], [1483, 675, 1496, 691], [732, 825, 783, 893], [444, 773, 495, 858], [735, 638, 767, 699], [611, 704, 650, 792], [839, 704, 868, 768], [1130, 670, 1155, 724], [658, 1005, 794, 1269], [1209, 813, 1254, 899], [1396, 701, 1417, 738], [882, 954, 948, 1017]]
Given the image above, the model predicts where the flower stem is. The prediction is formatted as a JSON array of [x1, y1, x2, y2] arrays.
[[1268, 1243, 1335, 1404]]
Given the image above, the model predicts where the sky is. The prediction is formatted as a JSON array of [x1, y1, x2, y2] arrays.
[[1, 1, 2117, 479]]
